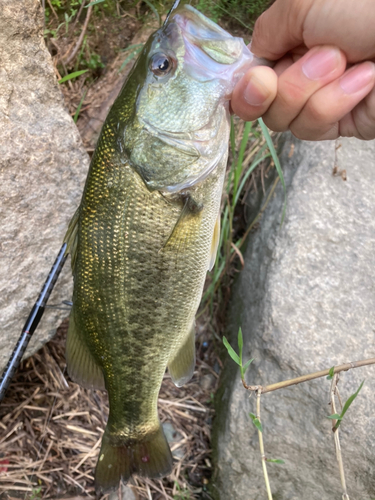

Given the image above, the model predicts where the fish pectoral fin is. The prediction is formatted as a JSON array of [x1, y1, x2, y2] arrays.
[[168, 323, 196, 387], [95, 422, 173, 494], [208, 213, 220, 271], [163, 194, 202, 252], [63, 207, 80, 272], [65, 308, 105, 391]]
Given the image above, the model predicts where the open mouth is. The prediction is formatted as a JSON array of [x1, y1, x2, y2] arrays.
[[170, 5, 254, 89]]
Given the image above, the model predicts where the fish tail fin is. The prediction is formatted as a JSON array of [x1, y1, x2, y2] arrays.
[[95, 422, 173, 494]]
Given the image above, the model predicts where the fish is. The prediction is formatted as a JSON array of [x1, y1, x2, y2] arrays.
[[63, 4, 257, 494]]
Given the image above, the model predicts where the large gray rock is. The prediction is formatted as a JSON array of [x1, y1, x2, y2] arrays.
[[213, 135, 375, 499], [0, 1, 89, 372]]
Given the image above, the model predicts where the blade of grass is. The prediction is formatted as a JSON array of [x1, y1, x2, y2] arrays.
[[202, 259, 226, 302], [73, 88, 88, 123], [238, 328, 243, 367], [223, 337, 240, 366], [234, 153, 270, 206], [258, 118, 286, 222], [119, 45, 143, 73], [243, 358, 254, 374], [85, 0, 105, 7], [74, 34, 87, 73], [333, 380, 365, 431], [214, 3, 251, 30], [143, 0, 160, 26], [58, 70, 88, 84], [233, 121, 252, 198], [230, 116, 236, 160], [120, 43, 144, 52]]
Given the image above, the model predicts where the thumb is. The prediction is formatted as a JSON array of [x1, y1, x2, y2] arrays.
[[251, 0, 314, 60]]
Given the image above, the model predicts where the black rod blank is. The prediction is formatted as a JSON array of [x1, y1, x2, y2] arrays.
[[0, 243, 68, 402]]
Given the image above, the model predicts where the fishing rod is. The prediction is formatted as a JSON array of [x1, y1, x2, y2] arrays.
[[0, 243, 68, 402], [164, 0, 180, 24]]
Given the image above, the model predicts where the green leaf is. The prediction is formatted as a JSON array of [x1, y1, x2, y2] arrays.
[[249, 412, 263, 433], [223, 336, 240, 365], [266, 458, 285, 464], [326, 414, 342, 420], [58, 70, 88, 84], [237, 327, 243, 366], [242, 358, 254, 374], [258, 118, 287, 223], [85, 0, 105, 7], [339, 380, 365, 422], [329, 381, 365, 431], [327, 366, 335, 380]]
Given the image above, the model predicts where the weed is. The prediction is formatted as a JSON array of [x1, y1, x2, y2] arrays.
[[200, 119, 284, 316], [194, 0, 271, 30], [173, 481, 193, 500], [30, 486, 42, 500], [327, 380, 365, 431]]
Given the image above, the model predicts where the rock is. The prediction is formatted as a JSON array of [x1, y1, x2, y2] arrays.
[[0, 1, 89, 373], [108, 485, 138, 500], [200, 373, 216, 392], [163, 421, 184, 459], [213, 135, 375, 500]]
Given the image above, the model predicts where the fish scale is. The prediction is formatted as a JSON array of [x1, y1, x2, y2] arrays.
[[74, 126, 225, 414], [63, 4, 256, 493]]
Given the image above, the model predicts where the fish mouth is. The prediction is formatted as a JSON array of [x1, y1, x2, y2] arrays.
[[169, 5, 254, 94], [142, 107, 228, 193]]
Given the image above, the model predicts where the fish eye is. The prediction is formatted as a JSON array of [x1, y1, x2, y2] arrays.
[[149, 53, 174, 77]]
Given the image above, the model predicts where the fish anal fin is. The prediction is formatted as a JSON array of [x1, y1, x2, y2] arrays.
[[95, 423, 173, 494], [64, 207, 80, 272], [65, 309, 105, 391], [168, 324, 196, 387], [209, 213, 220, 271]]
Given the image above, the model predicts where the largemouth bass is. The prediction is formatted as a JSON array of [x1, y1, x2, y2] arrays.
[[64, 4, 256, 493]]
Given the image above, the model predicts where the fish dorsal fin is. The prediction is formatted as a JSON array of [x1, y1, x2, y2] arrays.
[[64, 207, 80, 272], [208, 213, 220, 271], [168, 323, 196, 387], [65, 309, 105, 391]]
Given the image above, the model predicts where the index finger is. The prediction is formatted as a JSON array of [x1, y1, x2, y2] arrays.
[[250, 0, 314, 60]]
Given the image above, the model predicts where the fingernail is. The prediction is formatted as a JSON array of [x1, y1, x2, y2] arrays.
[[302, 47, 341, 80], [244, 76, 268, 106], [340, 63, 375, 94]]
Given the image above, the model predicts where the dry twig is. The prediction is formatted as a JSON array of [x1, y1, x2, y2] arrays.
[[330, 374, 350, 500]]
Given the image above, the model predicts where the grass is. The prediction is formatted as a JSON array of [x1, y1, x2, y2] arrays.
[[199, 118, 284, 318], [194, 0, 272, 30]]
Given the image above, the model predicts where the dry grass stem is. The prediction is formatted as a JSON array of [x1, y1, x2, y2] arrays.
[[242, 357, 375, 393], [63, 6, 93, 65], [330, 374, 350, 500], [0, 320, 218, 499], [256, 390, 272, 500]]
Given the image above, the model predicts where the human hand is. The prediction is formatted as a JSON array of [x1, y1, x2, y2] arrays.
[[231, 0, 375, 140]]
